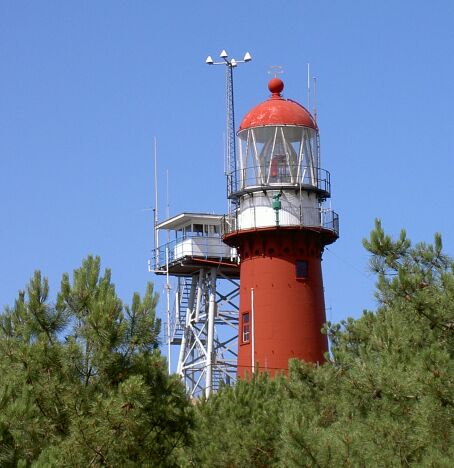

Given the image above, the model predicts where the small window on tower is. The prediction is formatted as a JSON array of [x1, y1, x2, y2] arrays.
[[242, 313, 250, 343], [296, 260, 308, 279]]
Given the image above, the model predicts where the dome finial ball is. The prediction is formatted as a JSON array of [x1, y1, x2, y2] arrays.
[[268, 77, 284, 95]]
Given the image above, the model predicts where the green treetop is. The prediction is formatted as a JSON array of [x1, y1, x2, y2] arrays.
[[0, 256, 193, 467]]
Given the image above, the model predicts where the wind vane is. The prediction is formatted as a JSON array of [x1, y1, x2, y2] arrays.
[[268, 65, 284, 78]]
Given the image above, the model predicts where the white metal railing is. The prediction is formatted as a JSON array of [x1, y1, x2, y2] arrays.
[[221, 207, 339, 237], [229, 164, 331, 197], [154, 235, 237, 270]]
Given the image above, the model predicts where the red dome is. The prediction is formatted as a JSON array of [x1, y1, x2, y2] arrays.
[[239, 78, 317, 131]]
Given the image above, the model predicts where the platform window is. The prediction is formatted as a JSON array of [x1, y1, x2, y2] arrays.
[[296, 260, 308, 279], [204, 224, 220, 236], [242, 313, 250, 343], [193, 224, 204, 236]]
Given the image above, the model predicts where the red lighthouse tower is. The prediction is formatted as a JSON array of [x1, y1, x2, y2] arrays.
[[223, 77, 339, 377]]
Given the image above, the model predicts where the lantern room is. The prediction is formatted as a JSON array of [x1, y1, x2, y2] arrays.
[[222, 78, 338, 237], [234, 78, 330, 198]]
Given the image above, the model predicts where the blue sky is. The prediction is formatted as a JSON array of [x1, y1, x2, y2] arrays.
[[1, 1, 454, 356]]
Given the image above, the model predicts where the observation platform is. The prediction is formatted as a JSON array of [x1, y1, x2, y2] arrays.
[[154, 213, 239, 279]]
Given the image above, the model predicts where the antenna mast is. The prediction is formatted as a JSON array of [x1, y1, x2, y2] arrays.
[[313, 76, 317, 124], [307, 63, 311, 110], [206, 50, 252, 213], [226, 62, 236, 200], [153, 137, 159, 262]]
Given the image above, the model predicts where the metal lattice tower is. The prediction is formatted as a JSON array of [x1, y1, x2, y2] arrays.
[[226, 63, 237, 199], [153, 213, 239, 398], [173, 268, 239, 398]]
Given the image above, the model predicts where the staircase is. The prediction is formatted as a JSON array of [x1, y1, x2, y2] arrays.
[[169, 277, 193, 345]]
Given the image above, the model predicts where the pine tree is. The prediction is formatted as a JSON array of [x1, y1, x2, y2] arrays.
[[0, 256, 193, 467], [279, 220, 454, 466], [188, 220, 454, 466], [182, 372, 285, 467]]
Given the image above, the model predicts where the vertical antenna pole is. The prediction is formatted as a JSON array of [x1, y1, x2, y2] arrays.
[[223, 132, 227, 175], [223, 132, 229, 214], [166, 169, 170, 218], [153, 137, 159, 258], [307, 63, 311, 110], [166, 169, 170, 242], [226, 64, 237, 213], [313, 77, 317, 124], [165, 246, 171, 374]]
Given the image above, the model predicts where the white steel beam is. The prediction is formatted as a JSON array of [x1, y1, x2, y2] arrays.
[[171, 267, 239, 397]]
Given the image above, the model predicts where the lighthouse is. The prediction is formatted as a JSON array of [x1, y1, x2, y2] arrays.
[[222, 77, 339, 377]]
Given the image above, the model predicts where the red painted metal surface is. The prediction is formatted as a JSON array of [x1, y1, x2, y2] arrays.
[[239, 78, 317, 131], [224, 229, 329, 377]]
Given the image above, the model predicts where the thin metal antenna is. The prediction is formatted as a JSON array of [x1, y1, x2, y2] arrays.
[[307, 63, 311, 110], [223, 131, 226, 176], [166, 169, 170, 218], [166, 169, 170, 242], [313, 76, 317, 124], [153, 137, 159, 265], [223, 131, 229, 215], [165, 247, 171, 374]]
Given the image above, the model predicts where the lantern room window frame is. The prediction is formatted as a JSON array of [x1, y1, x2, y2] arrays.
[[237, 125, 321, 191]]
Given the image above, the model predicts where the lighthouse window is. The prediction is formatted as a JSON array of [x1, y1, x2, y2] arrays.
[[296, 260, 308, 279], [242, 313, 250, 343]]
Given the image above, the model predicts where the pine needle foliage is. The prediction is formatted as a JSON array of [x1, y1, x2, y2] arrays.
[[279, 220, 454, 466], [0, 256, 193, 467], [3, 223, 454, 466], [182, 372, 286, 467], [186, 220, 454, 467]]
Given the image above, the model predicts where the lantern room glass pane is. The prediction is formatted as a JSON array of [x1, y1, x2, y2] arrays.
[[237, 126, 318, 189]]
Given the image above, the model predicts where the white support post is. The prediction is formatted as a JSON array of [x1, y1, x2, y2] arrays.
[[266, 127, 279, 185], [187, 277, 197, 323], [251, 288, 255, 373], [296, 133, 305, 184], [251, 129, 263, 184], [165, 246, 171, 374], [245, 130, 251, 189], [195, 269, 204, 322], [205, 267, 217, 398], [305, 131, 316, 185], [176, 296, 187, 376]]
